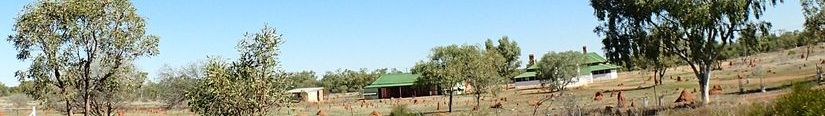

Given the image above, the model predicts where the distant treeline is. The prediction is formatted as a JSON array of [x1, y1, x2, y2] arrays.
[[720, 31, 812, 59]]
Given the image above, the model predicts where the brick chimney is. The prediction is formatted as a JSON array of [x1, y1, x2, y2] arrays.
[[528, 54, 535, 66]]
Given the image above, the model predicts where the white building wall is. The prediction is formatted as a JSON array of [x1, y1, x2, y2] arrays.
[[592, 70, 618, 80], [565, 74, 592, 88], [287, 87, 325, 103], [306, 90, 319, 102], [514, 80, 542, 89], [513, 69, 619, 89]]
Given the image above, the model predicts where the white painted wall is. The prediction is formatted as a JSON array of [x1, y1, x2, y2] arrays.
[[514, 69, 619, 89]]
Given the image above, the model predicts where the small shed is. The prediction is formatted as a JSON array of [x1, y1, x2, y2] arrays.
[[287, 87, 324, 103]]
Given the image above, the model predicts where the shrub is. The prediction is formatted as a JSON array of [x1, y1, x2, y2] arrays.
[[770, 84, 825, 115], [742, 102, 773, 116], [390, 104, 415, 116], [6, 94, 32, 108], [747, 83, 825, 116]]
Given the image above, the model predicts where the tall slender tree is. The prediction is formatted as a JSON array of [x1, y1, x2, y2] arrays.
[[413, 44, 507, 112], [187, 25, 291, 116], [803, 0, 825, 60], [485, 36, 523, 80], [591, 0, 780, 104]]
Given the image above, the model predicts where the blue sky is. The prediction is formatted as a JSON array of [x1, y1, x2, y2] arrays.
[[0, 0, 804, 86]]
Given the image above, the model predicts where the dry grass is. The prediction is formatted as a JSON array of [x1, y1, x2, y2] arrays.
[[9, 44, 825, 116]]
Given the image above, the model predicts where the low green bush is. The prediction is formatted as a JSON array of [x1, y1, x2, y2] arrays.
[[390, 104, 415, 116], [747, 83, 825, 116]]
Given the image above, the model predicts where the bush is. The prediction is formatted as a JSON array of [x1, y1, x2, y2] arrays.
[[390, 104, 415, 116], [6, 94, 32, 108], [771, 84, 825, 115], [747, 83, 825, 116], [741, 102, 773, 116]]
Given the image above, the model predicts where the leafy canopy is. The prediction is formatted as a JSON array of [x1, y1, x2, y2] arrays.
[[8, 0, 158, 115], [536, 51, 585, 91], [187, 25, 290, 116], [591, 0, 780, 103]]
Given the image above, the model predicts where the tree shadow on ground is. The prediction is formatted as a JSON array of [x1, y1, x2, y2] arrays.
[[602, 85, 656, 93], [419, 110, 468, 115], [725, 79, 816, 95], [520, 85, 657, 95]]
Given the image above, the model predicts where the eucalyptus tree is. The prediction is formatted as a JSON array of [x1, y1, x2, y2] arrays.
[[591, 0, 781, 104], [803, 0, 825, 60], [468, 46, 507, 108], [154, 63, 202, 109], [413, 44, 506, 112], [8, 0, 159, 115], [412, 45, 472, 113], [187, 25, 291, 116], [485, 36, 523, 80], [287, 71, 320, 89], [536, 51, 585, 92], [320, 68, 387, 93]]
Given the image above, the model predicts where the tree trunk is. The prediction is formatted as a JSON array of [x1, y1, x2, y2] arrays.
[[817, 65, 823, 84], [653, 78, 660, 107], [806, 46, 811, 60], [448, 90, 454, 112], [476, 93, 481, 108], [698, 68, 711, 104], [760, 76, 766, 93], [738, 76, 744, 94], [66, 100, 73, 116], [84, 96, 90, 116]]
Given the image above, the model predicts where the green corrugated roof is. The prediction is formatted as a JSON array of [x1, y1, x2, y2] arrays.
[[583, 64, 621, 72], [514, 71, 536, 79], [514, 53, 617, 79], [526, 52, 606, 69], [527, 64, 539, 70], [585, 52, 607, 64], [364, 73, 419, 88]]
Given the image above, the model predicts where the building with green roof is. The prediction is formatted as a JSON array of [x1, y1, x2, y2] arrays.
[[363, 73, 442, 99], [513, 47, 620, 89]]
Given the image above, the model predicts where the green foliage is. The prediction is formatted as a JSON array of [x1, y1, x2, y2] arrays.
[[8, 0, 158, 115], [413, 43, 509, 110], [413, 45, 478, 90], [390, 104, 415, 116], [151, 63, 201, 109], [536, 51, 585, 91], [591, 0, 781, 104], [485, 36, 523, 80], [470, 45, 507, 105], [139, 81, 161, 101], [287, 70, 321, 89], [770, 84, 825, 115], [99, 65, 148, 110], [320, 68, 396, 93], [411, 45, 476, 113], [10, 81, 38, 99], [187, 25, 290, 116], [740, 102, 772, 116], [745, 84, 825, 116], [719, 31, 807, 59], [788, 50, 798, 55], [6, 93, 32, 108], [803, 0, 825, 46], [0, 82, 8, 96]]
